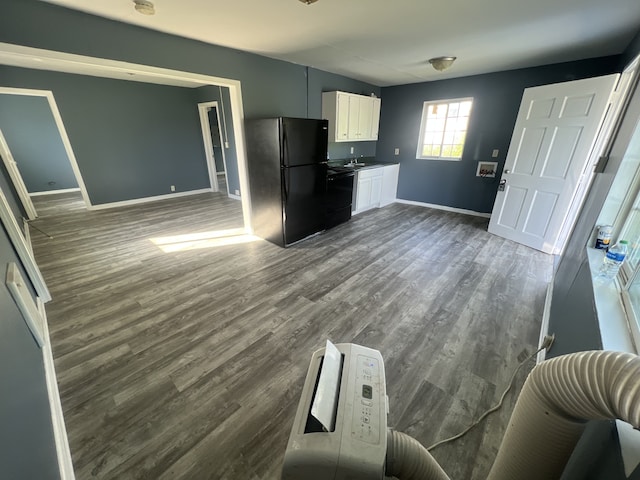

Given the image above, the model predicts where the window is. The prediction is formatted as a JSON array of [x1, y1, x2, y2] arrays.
[[416, 98, 473, 160], [599, 102, 640, 350]]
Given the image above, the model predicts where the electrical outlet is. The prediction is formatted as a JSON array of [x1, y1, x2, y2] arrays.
[[492, 149, 499, 158], [350, 147, 354, 154], [394, 148, 400, 155], [542, 333, 555, 351], [170, 185, 176, 192]]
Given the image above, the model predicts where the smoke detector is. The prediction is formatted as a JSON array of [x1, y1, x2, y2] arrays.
[[134, 0, 155, 15], [298, 0, 320, 4]]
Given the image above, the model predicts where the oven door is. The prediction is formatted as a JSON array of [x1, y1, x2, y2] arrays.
[[325, 171, 354, 228]]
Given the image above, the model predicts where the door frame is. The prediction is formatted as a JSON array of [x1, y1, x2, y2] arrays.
[[0, 87, 91, 209], [0, 183, 50, 301], [197, 101, 230, 196], [0, 42, 252, 232], [0, 128, 38, 219]]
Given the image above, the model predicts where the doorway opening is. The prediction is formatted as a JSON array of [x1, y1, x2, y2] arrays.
[[198, 100, 231, 197], [0, 88, 90, 219], [0, 42, 252, 234]]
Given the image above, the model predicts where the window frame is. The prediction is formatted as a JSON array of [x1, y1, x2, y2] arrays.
[[415, 97, 473, 161], [601, 56, 640, 352]]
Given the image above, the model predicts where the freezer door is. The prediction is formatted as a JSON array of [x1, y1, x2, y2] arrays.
[[282, 164, 328, 245], [281, 118, 329, 167]]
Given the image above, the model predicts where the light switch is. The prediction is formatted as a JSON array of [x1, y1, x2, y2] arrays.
[[394, 148, 400, 155], [492, 149, 499, 158]]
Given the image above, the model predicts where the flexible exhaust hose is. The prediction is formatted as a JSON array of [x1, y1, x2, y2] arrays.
[[386, 429, 451, 480], [487, 350, 640, 479], [386, 351, 640, 480]]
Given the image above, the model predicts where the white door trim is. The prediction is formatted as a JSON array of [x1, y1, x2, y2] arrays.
[[0, 128, 37, 219], [0, 184, 50, 301], [38, 300, 75, 480], [198, 101, 232, 196], [0, 87, 91, 209], [0, 43, 252, 232], [198, 102, 219, 193]]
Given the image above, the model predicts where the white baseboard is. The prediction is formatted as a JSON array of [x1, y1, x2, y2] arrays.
[[395, 198, 491, 218], [29, 188, 81, 197], [228, 193, 241, 200], [536, 280, 554, 364], [38, 300, 75, 480], [89, 188, 213, 211]]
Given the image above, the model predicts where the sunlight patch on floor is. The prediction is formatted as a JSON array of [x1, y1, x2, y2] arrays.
[[150, 229, 259, 252]]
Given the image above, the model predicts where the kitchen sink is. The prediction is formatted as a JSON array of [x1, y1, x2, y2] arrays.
[[344, 162, 367, 168]]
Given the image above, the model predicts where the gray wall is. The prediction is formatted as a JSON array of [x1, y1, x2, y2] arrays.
[[0, 94, 78, 193], [0, 0, 380, 205], [621, 29, 640, 67], [0, 0, 380, 119], [0, 169, 60, 478], [378, 57, 621, 213], [0, 66, 211, 205]]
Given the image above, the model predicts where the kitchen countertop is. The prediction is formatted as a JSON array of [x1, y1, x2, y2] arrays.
[[327, 158, 399, 171]]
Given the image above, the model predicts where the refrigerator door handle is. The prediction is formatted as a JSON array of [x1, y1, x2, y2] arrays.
[[283, 167, 289, 203], [282, 120, 288, 167]]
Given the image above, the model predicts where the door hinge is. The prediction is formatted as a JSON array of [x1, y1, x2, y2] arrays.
[[594, 155, 609, 173]]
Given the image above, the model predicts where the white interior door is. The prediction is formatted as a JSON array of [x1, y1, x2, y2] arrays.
[[0, 128, 37, 220], [488, 74, 619, 254]]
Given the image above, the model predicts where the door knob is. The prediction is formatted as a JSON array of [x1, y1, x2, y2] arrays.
[[504, 169, 510, 174]]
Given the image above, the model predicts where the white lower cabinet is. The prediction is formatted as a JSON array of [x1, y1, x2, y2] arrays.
[[380, 164, 399, 207], [353, 164, 398, 214]]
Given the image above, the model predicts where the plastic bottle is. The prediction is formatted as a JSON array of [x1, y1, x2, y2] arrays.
[[598, 240, 629, 280]]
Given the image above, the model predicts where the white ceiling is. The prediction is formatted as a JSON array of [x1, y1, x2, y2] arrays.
[[40, 0, 640, 87]]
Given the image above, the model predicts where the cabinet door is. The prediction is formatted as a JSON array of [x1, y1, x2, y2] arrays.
[[380, 165, 399, 207], [370, 173, 383, 207], [356, 175, 373, 212], [370, 98, 381, 140], [357, 97, 374, 140], [347, 95, 360, 140], [336, 93, 350, 141]]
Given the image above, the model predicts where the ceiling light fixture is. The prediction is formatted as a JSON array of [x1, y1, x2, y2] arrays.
[[133, 0, 155, 15], [298, 0, 320, 4], [428, 56, 457, 72]]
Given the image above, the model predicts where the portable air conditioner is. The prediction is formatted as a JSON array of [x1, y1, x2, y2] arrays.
[[282, 341, 640, 480], [282, 341, 388, 479]]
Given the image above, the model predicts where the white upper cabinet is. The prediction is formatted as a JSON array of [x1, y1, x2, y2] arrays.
[[322, 91, 381, 142]]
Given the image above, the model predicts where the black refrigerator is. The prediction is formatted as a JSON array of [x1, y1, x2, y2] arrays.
[[245, 117, 329, 247]]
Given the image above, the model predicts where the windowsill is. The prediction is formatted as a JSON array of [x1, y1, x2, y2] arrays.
[[587, 248, 637, 353], [416, 156, 462, 161], [586, 247, 640, 477]]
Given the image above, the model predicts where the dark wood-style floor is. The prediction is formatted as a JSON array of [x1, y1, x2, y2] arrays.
[[30, 192, 553, 480]]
